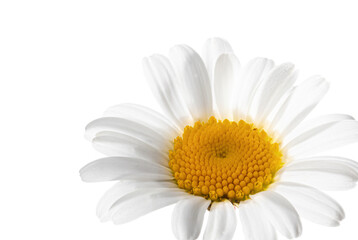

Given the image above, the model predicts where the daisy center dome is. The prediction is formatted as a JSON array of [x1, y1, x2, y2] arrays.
[[169, 116, 283, 203]]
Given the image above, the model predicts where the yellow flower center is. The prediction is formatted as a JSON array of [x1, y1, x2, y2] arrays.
[[168, 117, 284, 203]]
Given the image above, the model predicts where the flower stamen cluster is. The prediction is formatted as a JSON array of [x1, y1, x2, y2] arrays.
[[169, 117, 283, 203]]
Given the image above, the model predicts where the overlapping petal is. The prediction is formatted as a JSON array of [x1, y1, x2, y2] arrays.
[[285, 120, 358, 157], [169, 45, 213, 121], [239, 200, 277, 240], [269, 76, 329, 137], [143, 54, 192, 128], [103, 103, 180, 138], [202, 37, 234, 82], [214, 53, 240, 119], [92, 131, 168, 166], [203, 201, 237, 240], [172, 197, 210, 240], [232, 57, 274, 120], [277, 157, 358, 190], [254, 63, 297, 125], [79, 157, 172, 182], [272, 182, 345, 226], [85, 117, 171, 152], [110, 188, 188, 224], [251, 190, 302, 239], [283, 113, 354, 145], [97, 181, 178, 222]]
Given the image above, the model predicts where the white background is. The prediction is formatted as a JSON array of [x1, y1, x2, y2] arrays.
[[1, 0, 358, 239]]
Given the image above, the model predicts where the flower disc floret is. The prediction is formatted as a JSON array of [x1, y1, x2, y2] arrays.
[[169, 117, 283, 203]]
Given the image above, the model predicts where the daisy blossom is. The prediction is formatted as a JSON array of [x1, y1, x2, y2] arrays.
[[80, 38, 358, 240]]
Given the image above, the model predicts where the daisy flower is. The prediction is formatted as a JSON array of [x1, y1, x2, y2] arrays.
[[80, 38, 358, 240]]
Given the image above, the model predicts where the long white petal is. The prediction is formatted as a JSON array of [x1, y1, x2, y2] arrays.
[[285, 120, 358, 158], [110, 188, 188, 224], [254, 63, 297, 125], [269, 76, 329, 137], [273, 182, 345, 227], [172, 197, 210, 240], [252, 190, 302, 239], [92, 131, 168, 166], [202, 37, 233, 81], [103, 103, 181, 138], [143, 54, 192, 128], [85, 117, 171, 152], [214, 53, 240, 119], [170, 45, 213, 121], [79, 157, 172, 182], [97, 181, 177, 222], [233, 57, 274, 120], [239, 200, 277, 240], [281, 158, 358, 179], [277, 159, 358, 191], [283, 114, 354, 145], [203, 201, 237, 240], [272, 182, 344, 226], [293, 156, 358, 171]]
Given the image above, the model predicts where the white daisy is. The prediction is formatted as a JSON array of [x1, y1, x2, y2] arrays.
[[80, 38, 358, 240]]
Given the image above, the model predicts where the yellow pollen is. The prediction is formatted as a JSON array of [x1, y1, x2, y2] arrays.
[[168, 116, 283, 203]]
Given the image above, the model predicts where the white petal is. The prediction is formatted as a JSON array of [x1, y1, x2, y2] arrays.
[[294, 156, 358, 171], [277, 159, 358, 191], [272, 182, 344, 226], [202, 37, 233, 81], [110, 188, 188, 224], [92, 131, 168, 166], [103, 103, 180, 139], [279, 172, 356, 191], [143, 54, 192, 128], [214, 53, 240, 119], [97, 181, 177, 222], [252, 190, 302, 239], [79, 157, 172, 182], [85, 117, 171, 152], [172, 196, 210, 240], [239, 200, 277, 240], [203, 201, 237, 240], [170, 45, 213, 121], [285, 120, 358, 158], [233, 58, 274, 120], [283, 114, 354, 145], [281, 158, 358, 179], [269, 76, 329, 137], [254, 63, 297, 125]]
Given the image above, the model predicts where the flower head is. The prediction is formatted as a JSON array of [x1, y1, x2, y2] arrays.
[[80, 38, 358, 240]]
